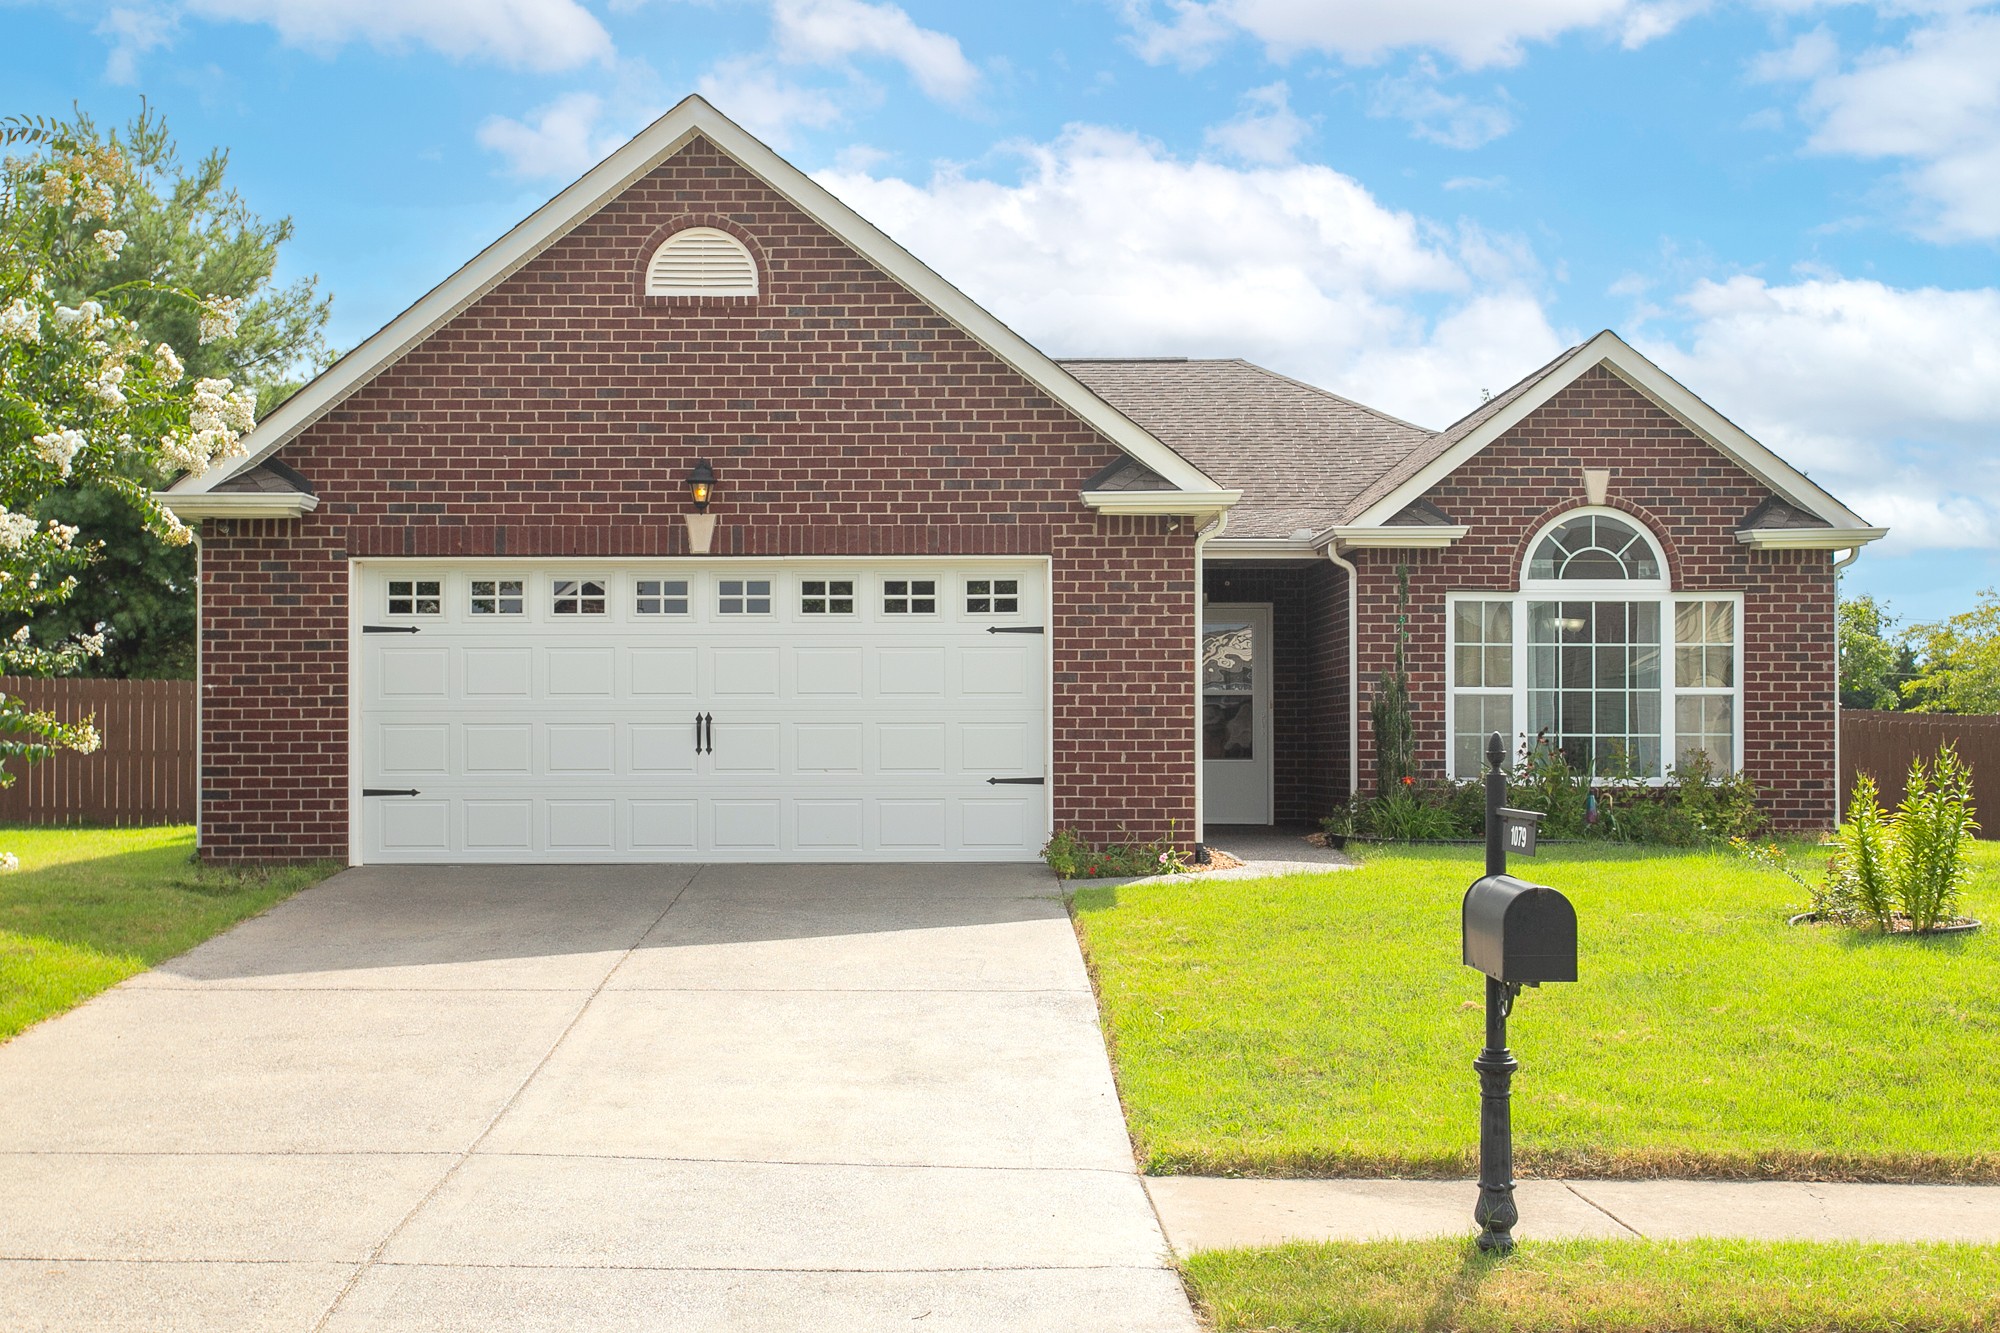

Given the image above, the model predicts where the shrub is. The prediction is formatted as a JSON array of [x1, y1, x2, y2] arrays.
[[1833, 773, 1894, 927], [1367, 789, 1460, 841]]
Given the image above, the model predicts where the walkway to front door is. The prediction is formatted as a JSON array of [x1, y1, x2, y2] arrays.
[[0, 864, 1196, 1331]]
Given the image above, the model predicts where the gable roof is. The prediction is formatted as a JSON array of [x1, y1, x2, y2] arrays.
[[167, 96, 1227, 503], [1341, 330, 1882, 541], [1063, 358, 1433, 539]]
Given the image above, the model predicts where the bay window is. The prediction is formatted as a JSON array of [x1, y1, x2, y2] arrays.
[[1446, 510, 1741, 780]]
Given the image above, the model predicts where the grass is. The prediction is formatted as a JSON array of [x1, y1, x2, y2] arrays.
[[1184, 1237, 2000, 1332], [0, 824, 337, 1041], [1071, 840, 2000, 1181]]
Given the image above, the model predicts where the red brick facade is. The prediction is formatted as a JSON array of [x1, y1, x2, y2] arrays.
[[1347, 367, 1838, 830], [196, 136, 1196, 860]]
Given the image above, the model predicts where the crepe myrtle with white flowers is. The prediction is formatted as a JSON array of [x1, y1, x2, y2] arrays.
[[0, 114, 255, 843]]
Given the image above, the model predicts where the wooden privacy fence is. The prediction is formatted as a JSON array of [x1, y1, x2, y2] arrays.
[[1840, 709, 2000, 834], [0, 677, 196, 826]]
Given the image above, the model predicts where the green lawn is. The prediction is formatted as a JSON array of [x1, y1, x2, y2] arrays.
[[1184, 1237, 2000, 1333], [1071, 841, 2000, 1181], [0, 825, 337, 1041]]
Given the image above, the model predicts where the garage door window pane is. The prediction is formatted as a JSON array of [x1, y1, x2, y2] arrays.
[[388, 580, 441, 615], [966, 578, 1019, 614], [552, 579, 606, 615], [883, 579, 936, 614], [469, 580, 524, 615], [636, 579, 689, 615], [718, 579, 771, 615], [801, 579, 855, 614]]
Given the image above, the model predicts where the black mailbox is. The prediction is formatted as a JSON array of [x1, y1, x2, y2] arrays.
[[1462, 875, 1577, 985]]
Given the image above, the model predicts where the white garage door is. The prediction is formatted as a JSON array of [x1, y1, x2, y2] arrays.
[[355, 560, 1048, 863]]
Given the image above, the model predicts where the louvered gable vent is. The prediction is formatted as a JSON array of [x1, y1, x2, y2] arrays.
[[645, 227, 759, 296]]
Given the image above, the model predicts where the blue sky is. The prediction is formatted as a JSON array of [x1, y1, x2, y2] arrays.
[[8, 0, 1998, 622]]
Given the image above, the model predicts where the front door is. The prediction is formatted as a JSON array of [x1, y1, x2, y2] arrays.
[[1201, 603, 1272, 825]]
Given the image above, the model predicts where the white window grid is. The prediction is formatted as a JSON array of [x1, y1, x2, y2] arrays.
[[718, 578, 772, 615], [883, 578, 937, 614], [966, 578, 1019, 615], [469, 579, 524, 615], [552, 578, 607, 615], [635, 579, 690, 615], [387, 579, 442, 615], [800, 579, 856, 615], [1446, 591, 1743, 782]]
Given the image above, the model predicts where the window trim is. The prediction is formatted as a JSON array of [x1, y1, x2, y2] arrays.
[[634, 577, 691, 616], [1445, 589, 1744, 783], [964, 576, 1022, 616], [385, 576, 445, 617], [468, 576, 526, 616], [716, 577, 773, 616], [550, 577, 608, 616], [1522, 506, 1671, 593], [798, 577, 857, 616]]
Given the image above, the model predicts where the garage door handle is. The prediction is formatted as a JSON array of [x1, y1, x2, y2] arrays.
[[362, 625, 422, 634], [697, 712, 713, 755], [986, 776, 1046, 785], [986, 625, 1045, 634], [362, 788, 422, 797]]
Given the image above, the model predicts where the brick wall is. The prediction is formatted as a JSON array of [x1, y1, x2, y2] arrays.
[[197, 136, 1197, 860], [1349, 366, 1838, 830]]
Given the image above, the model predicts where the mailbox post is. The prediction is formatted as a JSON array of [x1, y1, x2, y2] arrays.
[[1462, 732, 1577, 1254]]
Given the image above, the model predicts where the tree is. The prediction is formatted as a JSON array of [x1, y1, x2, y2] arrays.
[[15, 105, 331, 678], [1903, 589, 2000, 714], [1838, 594, 1916, 712], [1, 110, 262, 831]]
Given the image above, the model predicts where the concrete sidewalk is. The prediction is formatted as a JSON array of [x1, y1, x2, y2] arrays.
[[1147, 1176, 2000, 1252], [0, 863, 1197, 1332]]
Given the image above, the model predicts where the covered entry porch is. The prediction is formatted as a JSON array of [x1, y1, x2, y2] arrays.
[[1201, 559, 1353, 831]]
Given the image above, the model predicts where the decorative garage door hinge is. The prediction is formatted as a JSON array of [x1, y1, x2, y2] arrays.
[[985, 625, 1045, 634], [985, 776, 1046, 785], [362, 788, 422, 797], [362, 625, 422, 634]]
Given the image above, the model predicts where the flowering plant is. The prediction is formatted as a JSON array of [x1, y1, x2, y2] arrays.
[[0, 113, 258, 861]]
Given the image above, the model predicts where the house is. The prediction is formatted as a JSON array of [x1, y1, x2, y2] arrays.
[[160, 96, 1883, 863]]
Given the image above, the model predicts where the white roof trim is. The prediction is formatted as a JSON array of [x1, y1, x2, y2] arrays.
[[153, 490, 319, 520], [1346, 331, 1878, 534], [1206, 537, 1320, 558], [1080, 489, 1241, 517], [171, 95, 1220, 499], [1326, 524, 1469, 550], [1736, 526, 1887, 550]]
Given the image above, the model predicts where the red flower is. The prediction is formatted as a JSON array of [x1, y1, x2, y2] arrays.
[[1402, 775, 1414, 786]]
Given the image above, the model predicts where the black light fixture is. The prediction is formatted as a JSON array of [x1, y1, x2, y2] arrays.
[[686, 459, 716, 513]]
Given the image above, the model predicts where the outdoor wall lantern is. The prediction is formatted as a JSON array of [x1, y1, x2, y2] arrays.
[[1461, 732, 1578, 1255], [684, 460, 718, 554], [687, 459, 716, 512]]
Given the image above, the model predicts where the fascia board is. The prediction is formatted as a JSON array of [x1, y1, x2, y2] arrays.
[[1326, 524, 1470, 549], [1735, 526, 1888, 550], [154, 490, 319, 519], [1206, 538, 1321, 558], [174, 96, 1221, 499], [1346, 331, 1877, 534], [1079, 489, 1242, 516]]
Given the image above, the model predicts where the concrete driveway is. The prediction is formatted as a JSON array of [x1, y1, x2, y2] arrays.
[[0, 864, 1196, 1332]]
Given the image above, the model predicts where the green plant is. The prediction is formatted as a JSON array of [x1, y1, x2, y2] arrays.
[[1507, 736, 1590, 837], [1366, 790, 1459, 841], [1834, 773, 1895, 927], [1893, 745, 1979, 932], [1043, 823, 1193, 879], [1368, 564, 1416, 799], [1042, 827, 1089, 879]]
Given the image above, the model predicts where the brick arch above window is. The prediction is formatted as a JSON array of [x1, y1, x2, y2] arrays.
[[633, 215, 770, 307]]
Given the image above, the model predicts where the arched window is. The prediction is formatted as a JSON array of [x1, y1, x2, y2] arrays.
[[1525, 511, 1663, 584], [644, 227, 758, 297], [1446, 508, 1739, 783]]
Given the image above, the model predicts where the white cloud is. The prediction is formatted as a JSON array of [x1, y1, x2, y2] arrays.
[[181, 0, 612, 71], [477, 92, 629, 179], [771, 0, 978, 101], [1204, 81, 1312, 164], [97, 5, 176, 83], [1369, 64, 1514, 148], [814, 124, 1563, 426], [696, 55, 846, 147], [1768, 12, 2000, 240], [1648, 274, 2000, 550], [1121, 0, 1691, 70]]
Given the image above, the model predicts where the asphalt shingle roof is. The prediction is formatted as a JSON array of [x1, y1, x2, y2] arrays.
[[1063, 358, 1436, 539]]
